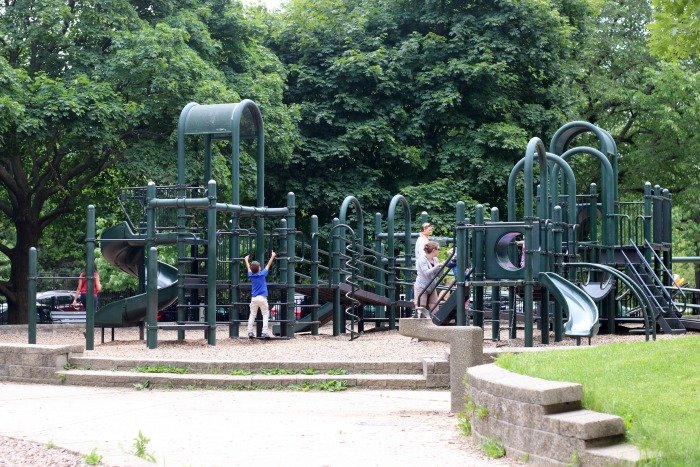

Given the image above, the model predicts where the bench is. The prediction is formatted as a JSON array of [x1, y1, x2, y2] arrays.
[[50, 311, 86, 324]]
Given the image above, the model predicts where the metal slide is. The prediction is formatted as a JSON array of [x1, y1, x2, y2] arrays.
[[96, 222, 178, 327], [539, 272, 599, 339]]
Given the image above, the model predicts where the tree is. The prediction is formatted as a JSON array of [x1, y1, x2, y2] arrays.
[[0, 0, 296, 323], [648, 0, 700, 62], [573, 0, 700, 284], [267, 0, 589, 227]]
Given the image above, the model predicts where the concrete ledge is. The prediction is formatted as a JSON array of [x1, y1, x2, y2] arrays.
[[0, 344, 84, 384], [67, 357, 425, 374], [468, 364, 582, 407], [467, 363, 642, 466], [399, 317, 482, 413], [58, 370, 428, 389]]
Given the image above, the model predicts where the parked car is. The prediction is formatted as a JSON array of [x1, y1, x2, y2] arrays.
[[36, 290, 84, 323]]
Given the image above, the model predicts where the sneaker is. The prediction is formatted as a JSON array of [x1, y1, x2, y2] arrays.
[[248, 332, 254, 339], [260, 333, 271, 339]]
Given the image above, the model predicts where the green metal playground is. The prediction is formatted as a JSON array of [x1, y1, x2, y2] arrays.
[[27, 100, 700, 349]]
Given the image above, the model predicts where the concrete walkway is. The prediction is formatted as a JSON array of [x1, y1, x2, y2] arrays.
[[0, 383, 512, 467]]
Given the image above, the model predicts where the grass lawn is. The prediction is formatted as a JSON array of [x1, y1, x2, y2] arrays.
[[496, 335, 700, 466]]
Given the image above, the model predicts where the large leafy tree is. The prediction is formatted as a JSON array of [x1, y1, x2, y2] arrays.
[[648, 0, 700, 62], [0, 0, 296, 323], [574, 0, 700, 284], [267, 0, 588, 229]]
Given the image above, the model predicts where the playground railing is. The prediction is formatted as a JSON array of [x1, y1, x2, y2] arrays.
[[118, 185, 206, 234], [615, 201, 647, 246], [669, 286, 700, 315], [639, 239, 688, 313]]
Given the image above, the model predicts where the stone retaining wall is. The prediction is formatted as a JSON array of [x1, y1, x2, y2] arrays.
[[0, 344, 83, 384], [466, 364, 641, 466]]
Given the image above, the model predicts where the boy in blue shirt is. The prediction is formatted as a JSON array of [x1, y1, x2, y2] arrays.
[[244, 251, 276, 339]]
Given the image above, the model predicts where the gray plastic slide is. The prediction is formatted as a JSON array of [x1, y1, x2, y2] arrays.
[[539, 272, 599, 338], [96, 222, 178, 327]]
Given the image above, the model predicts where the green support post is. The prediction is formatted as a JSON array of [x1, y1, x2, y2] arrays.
[[490, 207, 500, 340], [278, 218, 288, 337], [643, 182, 652, 264], [540, 212, 550, 346], [206, 180, 217, 345], [147, 247, 158, 349], [146, 182, 158, 349], [589, 183, 598, 263], [553, 206, 564, 341], [286, 192, 296, 338], [473, 205, 484, 328], [27, 247, 37, 344], [524, 221, 534, 347], [85, 205, 96, 350], [387, 195, 411, 330], [332, 218, 341, 336], [230, 218, 240, 338], [455, 202, 466, 326], [310, 215, 319, 335], [663, 188, 672, 278], [374, 213, 386, 322]]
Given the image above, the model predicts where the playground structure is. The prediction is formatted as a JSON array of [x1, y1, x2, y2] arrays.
[[27, 100, 699, 349]]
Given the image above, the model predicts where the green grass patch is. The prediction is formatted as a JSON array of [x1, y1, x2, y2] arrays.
[[133, 365, 187, 374], [456, 411, 472, 436], [127, 366, 348, 376], [481, 437, 505, 458], [83, 448, 102, 465], [497, 336, 700, 466]]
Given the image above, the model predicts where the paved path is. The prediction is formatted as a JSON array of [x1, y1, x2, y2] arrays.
[[0, 383, 512, 466]]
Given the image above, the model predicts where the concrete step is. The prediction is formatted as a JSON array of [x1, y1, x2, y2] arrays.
[[67, 356, 425, 374], [57, 369, 430, 389], [584, 442, 644, 466]]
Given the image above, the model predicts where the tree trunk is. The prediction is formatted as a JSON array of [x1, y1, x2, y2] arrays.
[[7, 222, 41, 325]]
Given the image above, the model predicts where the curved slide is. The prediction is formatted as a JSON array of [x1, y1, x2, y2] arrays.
[[96, 222, 178, 327], [539, 272, 599, 338]]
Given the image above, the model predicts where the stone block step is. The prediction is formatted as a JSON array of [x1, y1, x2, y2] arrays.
[[68, 356, 425, 375], [57, 369, 429, 389], [584, 442, 644, 466]]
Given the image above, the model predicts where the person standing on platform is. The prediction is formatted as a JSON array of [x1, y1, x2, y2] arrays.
[[414, 222, 433, 262], [244, 251, 276, 339]]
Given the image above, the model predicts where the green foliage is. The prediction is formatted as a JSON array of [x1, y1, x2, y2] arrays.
[[83, 448, 103, 465], [133, 365, 187, 374], [326, 368, 349, 375], [132, 430, 156, 463], [267, 0, 589, 226], [569, 450, 582, 466], [648, 0, 700, 62], [0, 0, 296, 322], [496, 337, 700, 465], [260, 368, 299, 375], [228, 369, 254, 376], [456, 411, 472, 436], [46, 440, 56, 449], [573, 0, 700, 284], [481, 437, 506, 458], [133, 380, 151, 391]]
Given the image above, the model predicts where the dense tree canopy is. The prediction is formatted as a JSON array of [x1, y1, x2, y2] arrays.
[[649, 0, 700, 61], [0, 0, 296, 323], [1, 0, 699, 320], [266, 0, 590, 225]]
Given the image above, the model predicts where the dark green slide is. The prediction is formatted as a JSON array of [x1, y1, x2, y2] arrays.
[[539, 272, 599, 338], [96, 222, 178, 327]]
